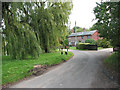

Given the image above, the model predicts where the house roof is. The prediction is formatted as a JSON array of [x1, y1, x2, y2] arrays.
[[68, 30, 97, 37]]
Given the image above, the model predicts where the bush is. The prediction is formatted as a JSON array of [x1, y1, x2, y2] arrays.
[[96, 38, 111, 48], [76, 43, 97, 50], [85, 39, 96, 45]]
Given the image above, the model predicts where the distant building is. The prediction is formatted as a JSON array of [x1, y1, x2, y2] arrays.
[[68, 29, 102, 46]]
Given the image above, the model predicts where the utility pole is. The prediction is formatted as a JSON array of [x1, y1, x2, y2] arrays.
[[74, 21, 76, 33], [75, 21, 77, 46]]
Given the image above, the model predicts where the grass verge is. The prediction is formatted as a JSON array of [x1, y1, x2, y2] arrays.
[[104, 52, 120, 73], [98, 47, 104, 50], [2, 51, 73, 85], [104, 52, 120, 84]]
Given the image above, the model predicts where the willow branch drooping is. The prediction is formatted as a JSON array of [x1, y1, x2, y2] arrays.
[[2, 2, 73, 59]]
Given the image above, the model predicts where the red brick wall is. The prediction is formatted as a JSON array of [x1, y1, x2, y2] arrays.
[[91, 32, 98, 41], [77, 35, 91, 42], [84, 36, 87, 41], [68, 36, 76, 42], [91, 31, 103, 41], [77, 36, 82, 41]]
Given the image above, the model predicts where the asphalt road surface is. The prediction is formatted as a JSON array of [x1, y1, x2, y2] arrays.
[[10, 48, 118, 88]]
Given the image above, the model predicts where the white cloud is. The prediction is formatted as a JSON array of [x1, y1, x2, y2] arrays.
[[69, 0, 101, 29]]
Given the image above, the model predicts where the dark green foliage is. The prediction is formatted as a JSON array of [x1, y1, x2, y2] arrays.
[[93, 2, 120, 52], [85, 39, 96, 45], [94, 2, 120, 81], [96, 38, 111, 48]]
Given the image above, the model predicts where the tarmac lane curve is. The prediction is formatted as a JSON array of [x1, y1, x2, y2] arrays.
[[10, 48, 118, 88]]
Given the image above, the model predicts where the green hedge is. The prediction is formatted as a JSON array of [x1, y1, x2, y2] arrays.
[[76, 43, 89, 49], [76, 43, 97, 50]]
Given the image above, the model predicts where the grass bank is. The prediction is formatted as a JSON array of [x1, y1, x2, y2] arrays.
[[104, 52, 120, 73], [2, 51, 73, 85]]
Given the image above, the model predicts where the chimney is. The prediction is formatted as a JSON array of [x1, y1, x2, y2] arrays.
[[83, 28, 86, 32]]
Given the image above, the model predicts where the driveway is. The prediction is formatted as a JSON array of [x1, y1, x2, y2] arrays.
[[10, 48, 118, 88]]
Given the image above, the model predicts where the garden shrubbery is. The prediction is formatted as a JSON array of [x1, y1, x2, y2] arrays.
[[76, 39, 97, 50], [76, 38, 112, 50], [96, 38, 112, 48]]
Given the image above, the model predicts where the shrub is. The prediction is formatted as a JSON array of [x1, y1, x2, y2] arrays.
[[96, 38, 111, 48], [85, 39, 96, 45], [96, 39, 102, 47]]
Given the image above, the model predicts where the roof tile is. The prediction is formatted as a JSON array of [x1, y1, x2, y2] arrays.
[[68, 30, 97, 37]]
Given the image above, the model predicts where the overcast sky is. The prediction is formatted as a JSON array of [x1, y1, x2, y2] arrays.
[[69, 0, 101, 29]]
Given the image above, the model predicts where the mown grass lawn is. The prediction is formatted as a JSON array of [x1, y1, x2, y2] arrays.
[[69, 47, 77, 50], [69, 47, 90, 50], [2, 51, 73, 85]]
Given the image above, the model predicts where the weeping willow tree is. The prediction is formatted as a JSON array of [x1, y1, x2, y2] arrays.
[[2, 1, 73, 59], [30, 2, 73, 53], [2, 2, 41, 59]]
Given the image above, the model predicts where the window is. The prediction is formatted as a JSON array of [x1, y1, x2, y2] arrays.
[[87, 35, 90, 39], [81, 36, 84, 39]]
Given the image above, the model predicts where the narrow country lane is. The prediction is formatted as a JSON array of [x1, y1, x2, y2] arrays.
[[10, 48, 118, 88]]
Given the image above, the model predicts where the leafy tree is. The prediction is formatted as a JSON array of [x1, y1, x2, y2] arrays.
[[96, 38, 111, 48], [2, 2, 41, 59], [93, 2, 120, 52], [73, 26, 90, 32], [2, 2, 73, 59], [30, 2, 73, 52], [76, 27, 84, 32]]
